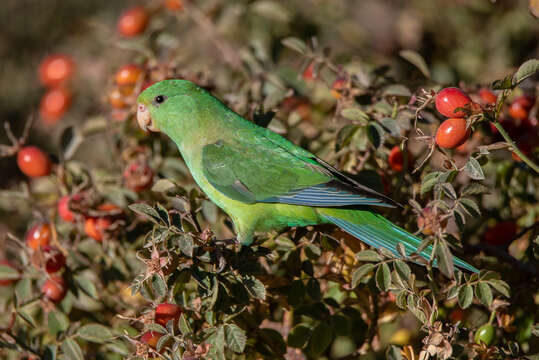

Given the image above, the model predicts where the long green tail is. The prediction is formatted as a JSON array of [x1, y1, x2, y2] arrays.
[[318, 208, 478, 273]]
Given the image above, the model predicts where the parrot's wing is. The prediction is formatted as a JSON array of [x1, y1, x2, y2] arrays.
[[201, 133, 397, 208]]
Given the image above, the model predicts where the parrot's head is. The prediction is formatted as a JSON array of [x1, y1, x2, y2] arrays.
[[136, 79, 200, 133]]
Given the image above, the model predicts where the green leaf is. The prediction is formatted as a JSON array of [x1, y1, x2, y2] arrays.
[[464, 158, 485, 180], [512, 59, 539, 86], [462, 183, 488, 196], [335, 124, 360, 151], [15, 277, 32, 306], [74, 275, 98, 300], [76, 324, 113, 343], [156, 334, 172, 352], [177, 234, 194, 257], [307, 322, 333, 356], [458, 284, 473, 309], [387, 345, 404, 360], [394, 260, 411, 282], [375, 263, 391, 291], [395, 291, 407, 309], [48, 310, 69, 336], [399, 50, 430, 78], [475, 282, 493, 307], [382, 84, 411, 97], [17, 306, 37, 327], [351, 263, 375, 288], [62, 338, 84, 360], [488, 279, 510, 298], [367, 122, 385, 149], [43, 344, 57, 360], [146, 323, 167, 334], [151, 178, 176, 192], [492, 74, 513, 90], [179, 313, 192, 335], [224, 324, 247, 353], [0, 264, 19, 281], [281, 37, 307, 54], [243, 276, 266, 300], [355, 250, 382, 262], [128, 203, 161, 224], [421, 171, 441, 195], [340, 108, 369, 124], [380, 117, 399, 136], [459, 198, 481, 217], [435, 240, 454, 278], [287, 324, 312, 348], [151, 274, 167, 300]]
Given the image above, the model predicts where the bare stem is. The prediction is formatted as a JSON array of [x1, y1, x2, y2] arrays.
[[492, 121, 539, 173]]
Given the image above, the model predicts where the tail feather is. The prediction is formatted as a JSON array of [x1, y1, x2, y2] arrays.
[[318, 208, 478, 273]]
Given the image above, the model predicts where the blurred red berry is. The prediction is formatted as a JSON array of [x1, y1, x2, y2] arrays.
[[41, 276, 67, 303], [38, 54, 74, 87], [44, 246, 66, 273], [58, 195, 77, 223], [435, 87, 473, 118], [330, 78, 347, 99], [302, 62, 315, 80], [0, 260, 19, 286], [155, 303, 182, 326], [478, 88, 497, 105], [511, 133, 537, 162], [109, 88, 128, 109], [26, 223, 52, 250], [435, 118, 471, 149], [140, 331, 163, 348], [388, 146, 412, 172], [449, 308, 465, 324], [508, 95, 535, 121], [140, 81, 156, 92], [165, 0, 184, 11], [39, 87, 72, 124], [17, 146, 51, 177], [123, 162, 153, 192], [84, 217, 112, 242], [117, 6, 149, 37], [483, 221, 517, 246], [115, 64, 143, 86]]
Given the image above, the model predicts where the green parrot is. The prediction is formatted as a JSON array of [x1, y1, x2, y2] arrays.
[[136, 79, 478, 273]]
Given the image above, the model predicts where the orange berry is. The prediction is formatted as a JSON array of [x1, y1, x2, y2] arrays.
[[478, 88, 497, 105], [117, 6, 149, 37], [84, 217, 112, 242], [435, 118, 471, 149], [140, 331, 163, 348], [38, 54, 74, 87], [165, 0, 184, 11], [115, 64, 143, 86], [26, 223, 52, 250], [41, 276, 67, 303], [17, 146, 51, 178], [39, 87, 72, 124], [508, 95, 535, 121], [435, 87, 472, 118], [109, 88, 128, 109], [155, 303, 182, 326]]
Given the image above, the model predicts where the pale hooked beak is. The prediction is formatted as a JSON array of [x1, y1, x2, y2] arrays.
[[136, 103, 158, 132]]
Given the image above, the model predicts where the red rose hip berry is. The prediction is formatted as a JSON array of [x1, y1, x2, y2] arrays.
[[140, 331, 163, 348], [84, 217, 112, 242], [44, 247, 66, 273], [117, 6, 149, 37], [26, 223, 52, 250], [17, 146, 51, 178], [478, 88, 497, 105], [38, 54, 74, 87], [41, 276, 67, 303], [115, 64, 143, 86], [435, 87, 473, 118], [508, 95, 535, 121], [58, 195, 77, 222], [388, 146, 413, 172], [39, 87, 72, 124], [435, 118, 470, 149], [483, 221, 517, 246], [155, 303, 182, 326]]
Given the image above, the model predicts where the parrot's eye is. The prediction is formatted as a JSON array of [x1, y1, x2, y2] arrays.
[[153, 95, 167, 105]]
